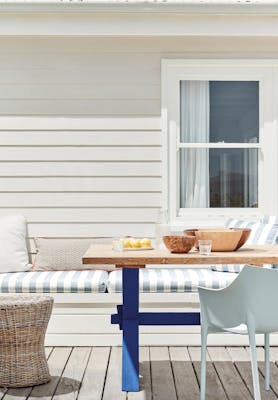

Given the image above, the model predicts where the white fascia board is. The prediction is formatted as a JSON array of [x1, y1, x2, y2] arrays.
[[0, 12, 278, 36], [1, 1, 278, 15]]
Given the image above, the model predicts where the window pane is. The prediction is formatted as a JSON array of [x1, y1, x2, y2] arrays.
[[180, 148, 258, 208], [180, 80, 259, 143]]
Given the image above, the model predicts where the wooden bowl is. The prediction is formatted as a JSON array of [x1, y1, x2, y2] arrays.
[[163, 235, 195, 254], [184, 228, 251, 251], [184, 229, 199, 247], [184, 228, 230, 249], [195, 229, 242, 252], [233, 227, 252, 250]]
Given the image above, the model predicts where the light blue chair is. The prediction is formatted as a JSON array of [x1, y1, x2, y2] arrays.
[[198, 265, 278, 400]]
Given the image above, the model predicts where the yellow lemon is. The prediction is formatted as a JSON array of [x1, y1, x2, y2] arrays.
[[140, 238, 151, 248], [133, 239, 142, 248], [123, 239, 132, 248], [128, 238, 136, 248]]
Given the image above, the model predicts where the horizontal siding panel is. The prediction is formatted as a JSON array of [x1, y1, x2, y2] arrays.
[[0, 208, 159, 223], [0, 192, 161, 207], [0, 83, 160, 100], [0, 147, 161, 161], [0, 66, 159, 83], [0, 36, 275, 53], [0, 99, 160, 116], [0, 53, 160, 69], [0, 39, 162, 116], [0, 117, 161, 130], [27, 223, 155, 237], [0, 162, 161, 177], [0, 131, 161, 146], [0, 116, 161, 238], [0, 177, 161, 192]]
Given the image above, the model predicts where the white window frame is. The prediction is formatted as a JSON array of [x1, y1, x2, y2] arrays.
[[161, 59, 278, 227]]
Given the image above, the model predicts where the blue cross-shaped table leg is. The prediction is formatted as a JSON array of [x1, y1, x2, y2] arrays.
[[111, 266, 201, 392], [122, 267, 139, 392]]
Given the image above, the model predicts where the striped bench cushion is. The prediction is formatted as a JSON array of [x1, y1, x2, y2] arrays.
[[260, 215, 278, 225], [261, 217, 278, 269], [107, 268, 237, 293], [0, 270, 108, 293], [211, 219, 278, 273], [225, 219, 278, 244]]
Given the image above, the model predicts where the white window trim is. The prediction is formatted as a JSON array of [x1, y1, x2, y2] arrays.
[[161, 59, 278, 228]]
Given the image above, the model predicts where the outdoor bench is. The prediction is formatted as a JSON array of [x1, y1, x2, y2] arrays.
[[0, 267, 236, 294], [0, 215, 277, 346], [0, 265, 238, 347]]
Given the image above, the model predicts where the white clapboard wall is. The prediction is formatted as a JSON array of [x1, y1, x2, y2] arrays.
[[0, 36, 277, 116], [0, 116, 162, 242], [0, 36, 166, 242], [0, 37, 161, 116]]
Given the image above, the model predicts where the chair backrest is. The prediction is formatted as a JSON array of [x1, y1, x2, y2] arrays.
[[199, 266, 278, 333]]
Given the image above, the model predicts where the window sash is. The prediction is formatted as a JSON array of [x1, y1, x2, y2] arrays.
[[161, 59, 278, 226]]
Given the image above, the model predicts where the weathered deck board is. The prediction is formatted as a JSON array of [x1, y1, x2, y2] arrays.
[[1, 346, 278, 399], [169, 346, 200, 400], [78, 347, 110, 400], [102, 347, 127, 400], [150, 346, 177, 400], [208, 347, 253, 400], [28, 347, 72, 400], [52, 347, 91, 400], [188, 346, 228, 400], [228, 346, 278, 400]]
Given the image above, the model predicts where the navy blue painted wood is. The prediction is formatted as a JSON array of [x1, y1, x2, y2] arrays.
[[139, 312, 200, 325], [111, 311, 200, 326], [122, 268, 139, 392], [111, 267, 201, 392]]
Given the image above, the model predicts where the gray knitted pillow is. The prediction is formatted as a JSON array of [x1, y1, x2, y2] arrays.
[[33, 237, 114, 271]]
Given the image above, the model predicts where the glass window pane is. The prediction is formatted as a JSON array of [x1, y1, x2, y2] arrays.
[[180, 148, 258, 208], [180, 80, 259, 143]]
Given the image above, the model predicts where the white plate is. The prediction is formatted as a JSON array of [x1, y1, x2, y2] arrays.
[[124, 247, 153, 251]]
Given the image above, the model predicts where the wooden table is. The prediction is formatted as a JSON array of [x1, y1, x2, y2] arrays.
[[82, 244, 278, 392]]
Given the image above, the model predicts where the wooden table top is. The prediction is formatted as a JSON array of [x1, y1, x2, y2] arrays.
[[82, 244, 278, 267]]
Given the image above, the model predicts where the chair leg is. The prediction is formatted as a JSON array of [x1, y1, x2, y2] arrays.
[[200, 325, 208, 400], [264, 333, 270, 391], [248, 329, 261, 400]]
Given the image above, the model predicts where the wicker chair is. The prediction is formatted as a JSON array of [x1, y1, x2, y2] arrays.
[[0, 295, 53, 387]]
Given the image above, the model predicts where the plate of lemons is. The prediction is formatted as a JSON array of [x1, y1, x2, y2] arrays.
[[121, 237, 152, 250]]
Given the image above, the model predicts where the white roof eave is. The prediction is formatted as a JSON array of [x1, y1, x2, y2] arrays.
[[1, 0, 278, 15]]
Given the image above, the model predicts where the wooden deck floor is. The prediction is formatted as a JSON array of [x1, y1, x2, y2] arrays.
[[2, 346, 278, 400]]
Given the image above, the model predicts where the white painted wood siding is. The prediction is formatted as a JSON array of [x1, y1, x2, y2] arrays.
[[0, 117, 162, 237], [0, 36, 277, 238], [1, 36, 278, 116]]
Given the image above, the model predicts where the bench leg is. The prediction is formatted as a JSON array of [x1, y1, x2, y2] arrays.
[[122, 268, 139, 392]]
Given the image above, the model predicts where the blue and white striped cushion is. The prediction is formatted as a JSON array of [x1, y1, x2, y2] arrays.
[[259, 216, 278, 269], [260, 215, 278, 225], [225, 219, 278, 244], [0, 270, 108, 293], [107, 268, 237, 293], [224, 218, 252, 229], [211, 219, 278, 273]]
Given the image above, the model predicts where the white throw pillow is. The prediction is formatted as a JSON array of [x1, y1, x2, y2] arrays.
[[0, 215, 30, 272]]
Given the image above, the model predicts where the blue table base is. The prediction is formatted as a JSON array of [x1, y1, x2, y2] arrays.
[[111, 268, 201, 392]]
